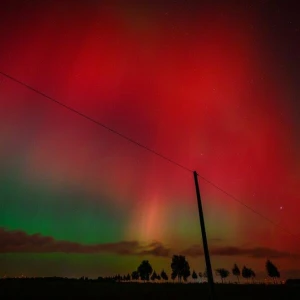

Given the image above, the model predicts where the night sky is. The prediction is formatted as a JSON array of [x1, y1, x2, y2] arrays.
[[0, 0, 299, 280]]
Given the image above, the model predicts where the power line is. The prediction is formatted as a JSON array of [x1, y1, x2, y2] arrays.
[[0, 70, 298, 239], [196, 172, 298, 238], [0, 71, 193, 173]]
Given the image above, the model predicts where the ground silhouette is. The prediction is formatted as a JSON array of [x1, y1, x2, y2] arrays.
[[1, 258, 298, 299], [0, 278, 299, 300]]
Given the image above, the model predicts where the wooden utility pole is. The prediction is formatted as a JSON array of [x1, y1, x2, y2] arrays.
[[193, 171, 216, 300]]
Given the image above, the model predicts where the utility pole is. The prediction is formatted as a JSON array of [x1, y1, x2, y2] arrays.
[[193, 171, 216, 300]]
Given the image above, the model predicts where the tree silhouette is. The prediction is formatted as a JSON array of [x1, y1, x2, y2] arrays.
[[266, 260, 280, 284], [232, 264, 241, 283], [161, 270, 168, 281], [249, 268, 256, 283], [215, 268, 230, 283], [203, 268, 208, 281], [198, 272, 203, 283], [171, 255, 191, 283], [157, 275, 161, 281], [192, 270, 198, 282], [137, 260, 153, 282], [151, 271, 157, 281], [171, 272, 176, 283], [131, 271, 139, 281], [242, 266, 252, 283]]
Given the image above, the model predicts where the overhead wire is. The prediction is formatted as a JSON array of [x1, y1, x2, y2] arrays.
[[0, 70, 298, 240]]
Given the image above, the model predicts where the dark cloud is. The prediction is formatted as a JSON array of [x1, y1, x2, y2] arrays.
[[181, 244, 298, 259], [212, 246, 298, 259], [180, 244, 204, 257], [2, 227, 297, 260], [0, 227, 169, 256], [137, 241, 170, 257]]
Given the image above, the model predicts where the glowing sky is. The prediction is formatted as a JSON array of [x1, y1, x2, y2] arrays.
[[0, 1, 299, 279]]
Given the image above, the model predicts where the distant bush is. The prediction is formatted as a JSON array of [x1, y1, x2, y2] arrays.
[[285, 279, 300, 285]]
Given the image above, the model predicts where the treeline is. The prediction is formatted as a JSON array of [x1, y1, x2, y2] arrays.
[[111, 256, 281, 284], [1, 256, 282, 284]]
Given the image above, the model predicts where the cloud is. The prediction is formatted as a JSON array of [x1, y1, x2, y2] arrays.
[[0, 227, 169, 256], [181, 244, 298, 259], [1, 227, 297, 260], [180, 244, 204, 257], [137, 241, 170, 257]]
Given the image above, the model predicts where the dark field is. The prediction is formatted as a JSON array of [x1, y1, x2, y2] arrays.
[[0, 280, 299, 300]]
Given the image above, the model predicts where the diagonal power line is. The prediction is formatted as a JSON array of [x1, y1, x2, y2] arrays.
[[197, 174, 298, 238], [0, 71, 193, 173], [0, 70, 298, 239]]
